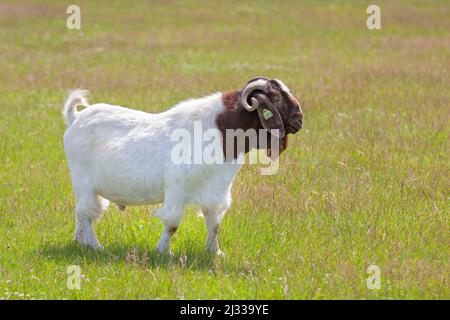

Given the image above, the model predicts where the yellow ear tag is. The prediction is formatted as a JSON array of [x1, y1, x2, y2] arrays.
[[263, 108, 273, 120]]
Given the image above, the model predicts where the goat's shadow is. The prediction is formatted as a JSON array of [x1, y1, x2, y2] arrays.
[[39, 242, 220, 271]]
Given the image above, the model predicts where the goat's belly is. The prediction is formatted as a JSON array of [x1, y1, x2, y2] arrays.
[[96, 186, 164, 206], [93, 173, 165, 206]]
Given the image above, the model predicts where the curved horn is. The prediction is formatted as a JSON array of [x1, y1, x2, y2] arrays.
[[241, 79, 269, 112]]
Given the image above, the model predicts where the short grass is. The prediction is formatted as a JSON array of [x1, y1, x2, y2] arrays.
[[0, 0, 448, 299]]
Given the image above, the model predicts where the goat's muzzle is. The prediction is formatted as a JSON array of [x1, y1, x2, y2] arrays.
[[286, 115, 303, 134]]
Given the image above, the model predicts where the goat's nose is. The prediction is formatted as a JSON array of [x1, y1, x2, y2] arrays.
[[287, 118, 302, 134], [295, 115, 303, 129]]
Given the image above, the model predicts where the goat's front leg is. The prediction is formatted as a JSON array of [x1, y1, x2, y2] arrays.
[[204, 210, 226, 256]]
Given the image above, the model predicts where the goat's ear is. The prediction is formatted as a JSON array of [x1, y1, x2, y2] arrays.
[[254, 93, 285, 138]]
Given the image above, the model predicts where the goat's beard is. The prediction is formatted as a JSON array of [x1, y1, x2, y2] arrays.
[[266, 135, 288, 160]]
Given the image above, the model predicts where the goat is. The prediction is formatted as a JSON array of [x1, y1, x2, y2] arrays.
[[63, 77, 303, 255]]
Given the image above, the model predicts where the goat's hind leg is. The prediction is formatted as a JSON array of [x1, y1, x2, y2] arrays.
[[155, 201, 185, 254], [74, 189, 109, 250]]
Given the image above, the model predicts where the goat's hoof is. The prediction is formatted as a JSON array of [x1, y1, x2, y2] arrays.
[[91, 243, 104, 251], [157, 248, 174, 257], [156, 244, 173, 256], [207, 248, 225, 257], [117, 204, 126, 211], [196, 209, 204, 218], [216, 249, 226, 257], [82, 243, 104, 251], [86, 242, 104, 251], [75, 239, 104, 251]]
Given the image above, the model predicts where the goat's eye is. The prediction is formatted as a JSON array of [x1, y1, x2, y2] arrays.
[[272, 95, 280, 103]]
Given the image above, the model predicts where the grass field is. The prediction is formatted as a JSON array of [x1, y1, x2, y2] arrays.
[[0, 0, 448, 299]]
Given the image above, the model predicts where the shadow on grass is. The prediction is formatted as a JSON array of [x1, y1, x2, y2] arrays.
[[38, 242, 220, 271]]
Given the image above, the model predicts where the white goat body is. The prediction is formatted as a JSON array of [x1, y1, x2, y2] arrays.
[[64, 90, 240, 253]]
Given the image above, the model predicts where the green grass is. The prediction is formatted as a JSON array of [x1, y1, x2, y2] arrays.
[[0, 0, 448, 299]]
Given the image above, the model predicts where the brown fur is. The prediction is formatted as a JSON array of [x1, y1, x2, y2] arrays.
[[168, 226, 177, 236], [216, 90, 262, 160], [215, 79, 302, 161]]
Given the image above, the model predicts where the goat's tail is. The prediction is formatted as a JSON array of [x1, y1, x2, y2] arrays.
[[63, 89, 89, 126]]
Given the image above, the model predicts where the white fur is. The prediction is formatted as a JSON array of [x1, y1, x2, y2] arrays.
[[274, 79, 291, 94], [63, 90, 240, 254]]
